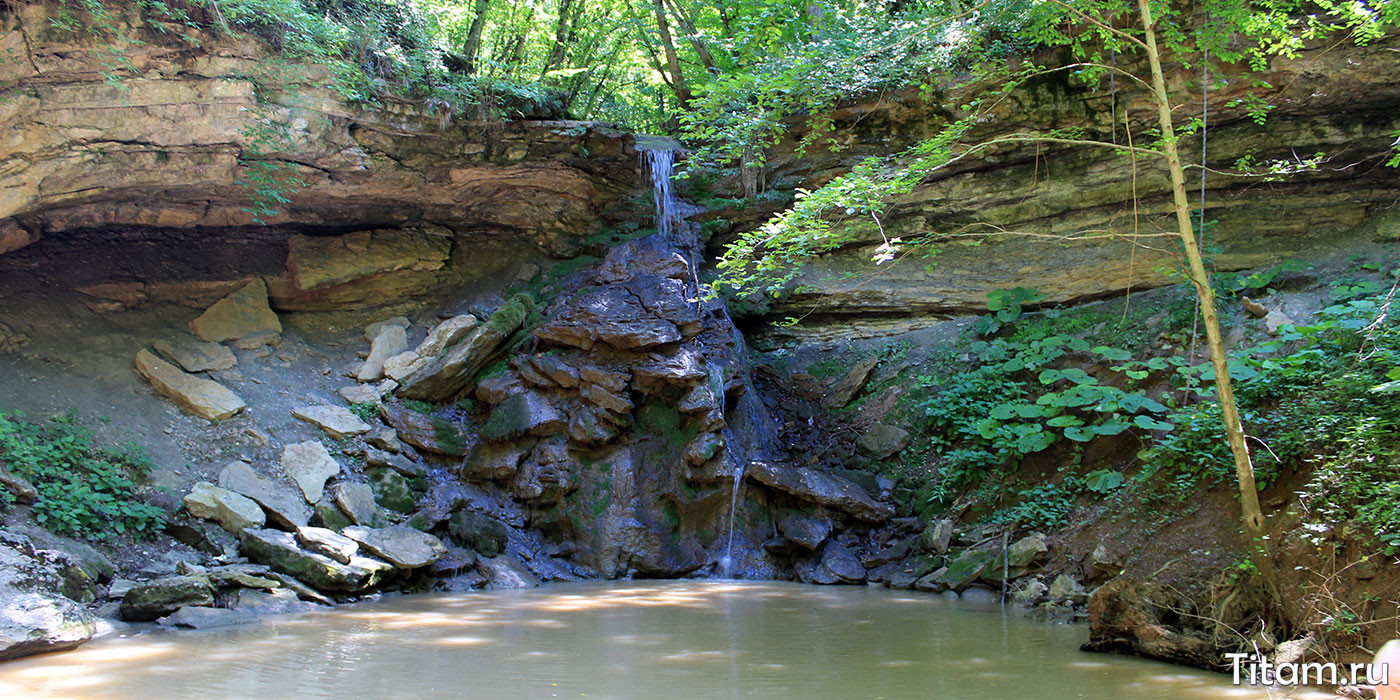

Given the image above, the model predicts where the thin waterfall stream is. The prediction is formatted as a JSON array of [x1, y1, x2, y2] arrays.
[[639, 142, 779, 577]]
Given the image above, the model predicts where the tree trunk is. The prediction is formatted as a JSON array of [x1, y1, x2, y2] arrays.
[[541, 0, 577, 76], [664, 0, 717, 73], [1136, 0, 1281, 602], [651, 0, 691, 107], [462, 0, 491, 75]]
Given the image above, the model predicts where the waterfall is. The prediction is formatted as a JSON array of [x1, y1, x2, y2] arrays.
[[640, 146, 676, 243], [638, 141, 781, 579]]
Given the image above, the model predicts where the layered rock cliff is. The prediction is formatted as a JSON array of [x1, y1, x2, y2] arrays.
[[702, 31, 1400, 344]]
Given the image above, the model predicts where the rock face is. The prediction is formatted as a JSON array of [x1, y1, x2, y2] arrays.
[[188, 280, 282, 343], [711, 35, 1400, 344], [0, 534, 97, 661], [134, 349, 245, 420], [0, 1, 638, 266]]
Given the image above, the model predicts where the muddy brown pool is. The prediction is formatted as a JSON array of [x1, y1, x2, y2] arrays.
[[0, 581, 1328, 699]]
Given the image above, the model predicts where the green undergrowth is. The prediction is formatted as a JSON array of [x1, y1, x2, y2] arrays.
[[850, 263, 1400, 548], [0, 411, 166, 540]]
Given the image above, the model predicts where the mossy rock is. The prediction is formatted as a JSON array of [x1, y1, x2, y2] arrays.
[[368, 468, 416, 514], [447, 511, 509, 557]]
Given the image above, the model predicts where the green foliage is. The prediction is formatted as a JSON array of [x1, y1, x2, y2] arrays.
[[403, 399, 434, 415], [349, 401, 378, 423], [0, 411, 165, 540]]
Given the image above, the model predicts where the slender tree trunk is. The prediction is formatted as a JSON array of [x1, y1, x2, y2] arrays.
[[664, 0, 717, 73], [462, 0, 491, 75], [651, 0, 691, 107], [1136, 0, 1281, 602], [541, 0, 577, 76]]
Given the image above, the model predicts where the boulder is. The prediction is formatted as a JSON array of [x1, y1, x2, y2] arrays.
[[188, 279, 282, 343], [529, 354, 579, 388], [0, 535, 97, 661], [935, 549, 996, 591], [1007, 533, 1049, 568], [820, 542, 866, 583], [341, 526, 447, 569], [414, 315, 479, 358], [822, 355, 878, 409], [462, 441, 534, 481], [295, 527, 359, 564], [448, 511, 509, 557], [231, 589, 320, 616], [746, 461, 894, 522], [382, 351, 426, 382], [683, 432, 723, 466], [582, 384, 634, 414], [0, 466, 37, 505], [678, 383, 719, 414], [1048, 574, 1088, 604], [856, 424, 911, 460], [1089, 542, 1122, 583], [398, 295, 533, 402], [158, 606, 260, 629], [778, 516, 832, 550], [364, 317, 411, 341], [119, 576, 216, 622], [152, 336, 237, 372], [479, 392, 565, 442], [368, 468, 417, 514], [339, 384, 382, 405], [359, 325, 409, 382], [217, 460, 311, 529], [238, 528, 395, 592], [183, 481, 266, 534], [366, 447, 424, 477], [134, 349, 245, 421], [478, 555, 541, 590], [330, 482, 382, 526], [291, 405, 371, 440], [919, 519, 954, 554], [567, 408, 619, 445], [280, 440, 342, 503]]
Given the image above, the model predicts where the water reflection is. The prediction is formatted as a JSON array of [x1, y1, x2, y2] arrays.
[[0, 581, 1334, 700]]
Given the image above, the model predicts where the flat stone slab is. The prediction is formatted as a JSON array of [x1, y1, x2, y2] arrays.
[[239, 528, 394, 592], [292, 405, 371, 440], [330, 482, 381, 527], [280, 441, 341, 503], [189, 279, 282, 343], [135, 349, 245, 421], [746, 461, 894, 523], [218, 460, 310, 529], [119, 576, 215, 622], [359, 325, 408, 382], [341, 526, 446, 569], [183, 481, 265, 534], [152, 335, 236, 372], [295, 527, 359, 564]]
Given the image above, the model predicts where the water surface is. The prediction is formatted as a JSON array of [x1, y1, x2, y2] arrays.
[[0, 581, 1330, 699]]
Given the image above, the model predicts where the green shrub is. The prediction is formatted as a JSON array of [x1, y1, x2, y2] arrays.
[[0, 411, 166, 540]]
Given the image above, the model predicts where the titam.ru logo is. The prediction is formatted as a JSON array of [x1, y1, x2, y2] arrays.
[[1225, 652, 1390, 688]]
